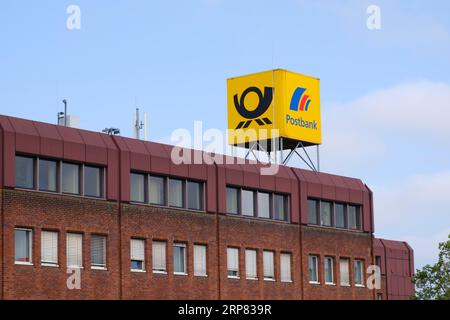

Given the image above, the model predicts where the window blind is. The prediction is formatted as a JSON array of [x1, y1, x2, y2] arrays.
[[280, 253, 291, 282], [227, 248, 239, 272], [194, 245, 207, 276], [67, 233, 82, 268], [263, 251, 274, 279], [91, 235, 106, 267], [130, 239, 145, 261], [152, 241, 166, 271], [340, 258, 350, 285], [245, 249, 257, 279], [41, 231, 58, 264]]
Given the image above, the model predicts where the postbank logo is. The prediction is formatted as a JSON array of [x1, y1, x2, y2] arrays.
[[233, 86, 273, 129]]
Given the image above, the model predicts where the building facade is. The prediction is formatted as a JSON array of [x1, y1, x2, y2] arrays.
[[0, 114, 414, 300]]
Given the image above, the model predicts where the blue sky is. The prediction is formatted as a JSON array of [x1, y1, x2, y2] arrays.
[[1, 0, 450, 269]]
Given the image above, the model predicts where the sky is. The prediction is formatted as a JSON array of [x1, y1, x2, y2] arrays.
[[1, 0, 450, 269]]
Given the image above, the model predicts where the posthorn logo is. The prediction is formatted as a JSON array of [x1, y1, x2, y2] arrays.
[[289, 87, 311, 112], [233, 87, 273, 129]]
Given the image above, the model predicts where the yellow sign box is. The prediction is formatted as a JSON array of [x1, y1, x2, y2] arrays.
[[227, 69, 321, 148]]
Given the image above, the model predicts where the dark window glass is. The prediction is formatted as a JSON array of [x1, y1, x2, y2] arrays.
[[84, 166, 102, 197], [226, 187, 239, 214], [39, 159, 57, 192], [149, 175, 165, 205], [241, 190, 255, 216], [308, 199, 318, 224], [376, 256, 382, 268], [348, 205, 361, 230], [15, 156, 35, 189], [130, 173, 145, 202], [173, 244, 186, 274], [62, 162, 80, 194], [131, 260, 143, 270], [335, 203, 345, 228], [169, 178, 183, 207], [15, 229, 32, 263], [257, 192, 270, 219], [274, 194, 288, 221], [90, 235, 106, 268], [320, 201, 332, 226], [187, 181, 202, 210]]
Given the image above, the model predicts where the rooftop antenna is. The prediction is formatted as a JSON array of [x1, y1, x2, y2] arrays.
[[102, 128, 121, 136], [62, 99, 68, 126], [134, 108, 145, 140]]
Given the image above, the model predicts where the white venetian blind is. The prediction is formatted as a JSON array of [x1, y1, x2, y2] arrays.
[[245, 249, 257, 279], [41, 231, 58, 265], [152, 241, 166, 271], [91, 235, 106, 267], [66, 233, 83, 268], [280, 253, 292, 282], [263, 251, 275, 279], [340, 258, 350, 286], [227, 248, 239, 273], [194, 244, 207, 276], [131, 239, 145, 261]]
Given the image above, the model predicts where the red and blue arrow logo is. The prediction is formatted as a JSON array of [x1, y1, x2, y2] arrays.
[[289, 87, 311, 112]]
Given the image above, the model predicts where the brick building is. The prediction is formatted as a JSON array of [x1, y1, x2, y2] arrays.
[[0, 114, 414, 300]]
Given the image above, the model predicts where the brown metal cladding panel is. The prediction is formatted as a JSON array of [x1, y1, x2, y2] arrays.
[[124, 138, 150, 172], [300, 169, 322, 198], [79, 131, 108, 165], [373, 238, 386, 275], [0, 117, 16, 187], [100, 134, 119, 201], [330, 175, 350, 202], [188, 163, 207, 180], [0, 128, 3, 187], [274, 167, 292, 193], [224, 165, 244, 186], [32, 121, 63, 158], [217, 166, 227, 214], [259, 165, 275, 191], [290, 178, 300, 224], [317, 173, 335, 200], [8, 117, 40, 155], [242, 165, 260, 189], [112, 136, 131, 202], [206, 164, 217, 213], [146, 142, 170, 175], [56, 126, 85, 162], [404, 242, 414, 277], [362, 190, 372, 232]]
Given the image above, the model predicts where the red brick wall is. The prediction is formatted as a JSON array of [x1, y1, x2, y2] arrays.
[[301, 226, 374, 300], [1, 189, 120, 299]]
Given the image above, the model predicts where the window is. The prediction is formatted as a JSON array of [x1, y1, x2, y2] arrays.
[[354, 259, 364, 286], [280, 253, 292, 282], [375, 256, 382, 268], [241, 190, 255, 216], [84, 166, 103, 198], [130, 239, 145, 271], [226, 187, 239, 214], [377, 293, 383, 300], [67, 233, 83, 268], [41, 231, 58, 266], [187, 181, 202, 210], [194, 244, 207, 276], [130, 173, 145, 202], [308, 199, 318, 225], [334, 203, 345, 228], [348, 205, 361, 230], [169, 178, 183, 207], [15, 228, 32, 264], [308, 255, 319, 283], [149, 175, 165, 205], [257, 192, 270, 219], [91, 235, 106, 269], [15, 156, 35, 189], [152, 241, 166, 273], [39, 159, 57, 192], [263, 251, 275, 280], [173, 243, 187, 274], [227, 247, 239, 278], [324, 257, 334, 284], [245, 249, 257, 280], [320, 201, 332, 226], [274, 194, 288, 221], [62, 162, 80, 195], [340, 258, 350, 286]]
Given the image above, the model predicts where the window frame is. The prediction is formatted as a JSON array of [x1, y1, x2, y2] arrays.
[[173, 242, 188, 275], [90, 234, 107, 270], [339, 257, 351, 287], [324, 256, 335, 285], [193, 244, 207, 277], [66, 232, 83, 269], [245, 249, 258, 280], [130, 238, 146, 272], [308, 255, 319, 284], [227, 247, 240, 279], [84, 165, 104, 199], [280, 252, 292, 283], [263, 250, 275, 281], [38, 158, 59, 193], [354, 259, 365, 287], [152, 240, 167, 274], [41, 230, 59, 267], [14, 228, 33, 265], [15, 155, 36, 190]]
